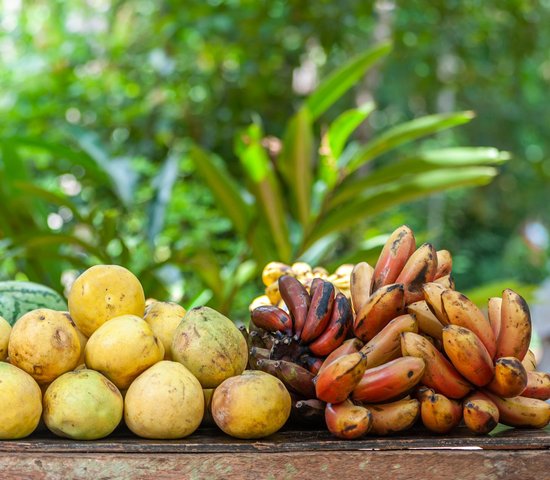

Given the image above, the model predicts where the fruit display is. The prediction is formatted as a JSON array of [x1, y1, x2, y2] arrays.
[[249, 224, 550, 438], [0, 223, 549, 444]]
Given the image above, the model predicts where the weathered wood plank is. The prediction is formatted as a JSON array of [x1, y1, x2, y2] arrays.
[[1, 450, 549, 480], [1, 426, 548, 454]]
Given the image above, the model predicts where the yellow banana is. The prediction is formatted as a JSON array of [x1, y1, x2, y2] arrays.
[[407, 300, 444, 340], [440, 289, 496, 359], [487, 297, 502, 341], [522, 371, 550, 401], [483, 391, 550, 429], [401, 332, 472, 399], [364, 398, 420, 435], [435, 250, 452, 279], [521, 349, 537, 372], [350, 262, 375, 314], [486, 357, 528, 398], [262, 262, 291, 287], [442, 325, 494, 387], [422, 282, 448, 324], [495, 289, 531, 361], [463, 391, 499, 434], [353, 283, 405, 342], [360, 314, 418, 369], [420, 391, 462, 434], [433, 274, 455, 290]]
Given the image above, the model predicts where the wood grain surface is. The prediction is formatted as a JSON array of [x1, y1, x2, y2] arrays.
[[1, 427, 548, 480]]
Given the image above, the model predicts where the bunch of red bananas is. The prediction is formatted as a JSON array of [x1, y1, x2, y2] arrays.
[[248, 225, 550, 438]]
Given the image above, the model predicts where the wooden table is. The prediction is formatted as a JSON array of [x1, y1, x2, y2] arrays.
[[1, 426, 549, 480]]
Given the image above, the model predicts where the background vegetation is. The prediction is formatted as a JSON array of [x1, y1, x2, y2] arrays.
[[1, 0, 549, 320]]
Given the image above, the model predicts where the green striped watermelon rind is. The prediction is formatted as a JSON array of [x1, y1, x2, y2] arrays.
[[0, 281, 68, 326]]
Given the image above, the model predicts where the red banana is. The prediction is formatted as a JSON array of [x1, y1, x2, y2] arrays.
[[395, 243, 438, 304], [279, 275, 310, 338], [301, 280, 335, 343], [309, 293, 352, 356], [495, 289, 531, 361], [251, 305, 293, 336], [325, 399, 373, 439], [315, 351, 368, 403]]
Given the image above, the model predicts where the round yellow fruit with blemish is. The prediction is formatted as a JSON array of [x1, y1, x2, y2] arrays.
[[0, 316, 11, 361], [85, 314, 164, 389], [172, 306, 248, 388], [0, 362, 42, 439], [43, 369, 123, 440], [68, 265, 145, 337], [143, 301, 185, 360], [8, 309, 81, 384], [124, 361, 204, 439], [211, 370, 291, 439]]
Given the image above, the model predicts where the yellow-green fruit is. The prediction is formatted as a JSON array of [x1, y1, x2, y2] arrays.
[[211, 370, 291, 439], [68, 265, 145, 337], [143, 301, 186, 360], [85, 315, 164, 389], [74, 327, 88, 367], [172, 306, 248, 388], [124, 361, 204, 439], [0, 362, 42, 439], [43, 369, 123, 440], [0, 316, 11, 361], [8, 309, 81, 384]]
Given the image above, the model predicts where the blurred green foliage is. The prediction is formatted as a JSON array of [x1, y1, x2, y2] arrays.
[[0, 0, 548, 317]]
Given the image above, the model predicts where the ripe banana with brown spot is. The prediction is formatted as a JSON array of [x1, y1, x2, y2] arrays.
[[407, 300, 444, 340], [463, 391, 499, 434], [353, 283, 405, 342], [434, 274, 455, 290], [361, 314, 418, 369], [250, 305, 293, 336], [486, 357, 528, 398], [325, 399, 373, 439], [522, 371, 550, 401], [317, 338, 363, 376], [351, 262, 374, 314], [435, 250, 452, 279], [401, 332, 472, 399], [309, 293, 352, 357], [422, 282, 449, 324], [442, 325, 494, 386], [279, 275, 310, 338], [351, 356, 425, 403], [262, 262, 291, 287], [487, 297, 502, 341], [363, 398, 420, 435], [395, 243, 438, 304], [301, 280, 335, 343], [495, 289, 531, 361], [440, 289, 496, 359], [483, 390, 550, 429], [373, 225, 416, 291], [420, 392, 462, 434], [522, 349, 537, 372], [315, 351, 368, 403]]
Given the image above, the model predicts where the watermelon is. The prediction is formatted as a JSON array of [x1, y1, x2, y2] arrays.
[[0, 281, 67, 326]]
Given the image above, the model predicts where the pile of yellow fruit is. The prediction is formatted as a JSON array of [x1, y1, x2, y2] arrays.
[[0, 265, 290, 441]]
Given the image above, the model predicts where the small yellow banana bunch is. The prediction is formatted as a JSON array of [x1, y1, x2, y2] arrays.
[[249, 262, 354, 312]]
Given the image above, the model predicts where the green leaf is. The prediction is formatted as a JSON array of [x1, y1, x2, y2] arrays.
[[306, 167, 498, 247], [147, 152, 179, 244], [279, 108, 314, 227], [345, 111, 476, 174], [463, 280, 537, 307], [188, 145, 251, 236], [319, 102, 375, 189], [331, 147, 509, 207], [236, 124, 292, 262], [305, 42, 392, 120]]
